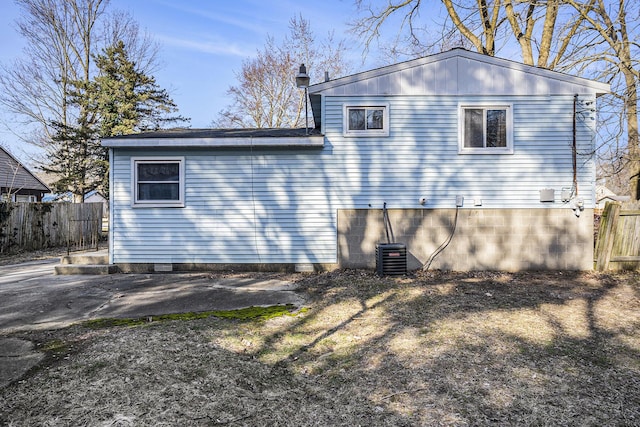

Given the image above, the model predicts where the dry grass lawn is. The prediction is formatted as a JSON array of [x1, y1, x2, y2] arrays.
[[1, 269, 639, 426]]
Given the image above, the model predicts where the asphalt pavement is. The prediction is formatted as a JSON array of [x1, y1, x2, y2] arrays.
[[0, 257, 305, 388]]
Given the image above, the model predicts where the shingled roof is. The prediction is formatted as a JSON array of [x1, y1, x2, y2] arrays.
[[0, 146, 49, 193], [102, 127, 323, 148]]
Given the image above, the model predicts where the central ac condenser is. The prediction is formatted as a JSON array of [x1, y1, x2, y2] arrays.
[[376, 243, 407, 276]]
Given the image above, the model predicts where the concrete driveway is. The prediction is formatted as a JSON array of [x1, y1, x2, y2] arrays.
[[0, 259, 304, 334], [0, 258, 304, 388]]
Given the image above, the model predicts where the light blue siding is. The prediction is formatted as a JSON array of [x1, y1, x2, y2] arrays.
[[110, 94, 596, 264], [111, 148, 337, 264], [322, 94, 595, 209]]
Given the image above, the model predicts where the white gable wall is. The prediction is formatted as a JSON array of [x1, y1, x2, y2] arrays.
[[311, 50, 608, 98]]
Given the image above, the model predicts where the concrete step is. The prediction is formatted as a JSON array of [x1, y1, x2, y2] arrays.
[[60, 253, 109, 265], [54, 264, 119, 275]]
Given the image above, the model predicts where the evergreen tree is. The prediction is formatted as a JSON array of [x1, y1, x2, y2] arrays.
[[43, 40, 188, 200], [42, 107, 106, 201], [93, 40, 188, 136]]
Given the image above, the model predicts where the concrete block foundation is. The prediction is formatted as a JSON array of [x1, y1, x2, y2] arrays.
[[338, 208, 594, 271]]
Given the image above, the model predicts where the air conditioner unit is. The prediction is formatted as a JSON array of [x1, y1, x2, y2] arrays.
[[376, 243, 407, 276]]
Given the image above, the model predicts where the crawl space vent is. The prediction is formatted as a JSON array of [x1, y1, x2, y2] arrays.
[[376, 243, 407, 276]]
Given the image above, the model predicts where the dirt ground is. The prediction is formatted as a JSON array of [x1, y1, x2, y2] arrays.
[[1, 267, 639, 426]]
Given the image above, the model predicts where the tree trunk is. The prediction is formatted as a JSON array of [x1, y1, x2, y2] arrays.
[[624, 71, 640, 200]]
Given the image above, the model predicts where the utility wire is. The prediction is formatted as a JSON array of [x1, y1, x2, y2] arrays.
[[422, 206, 459, 271], [383, 202, 395, 243]]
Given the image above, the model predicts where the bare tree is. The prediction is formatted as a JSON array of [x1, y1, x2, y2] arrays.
[[441, 0, 505, 56], [101, 9, 160, 75], [351, 0, 480, 60], [214, 15, 351, 129], [352, 0, 591, 69], [563, 0, 640, 199], [351, 0, 510, 60], [0, 0, 160, 150], [502, 0, 595, 69], [0, 0, 107, 146]]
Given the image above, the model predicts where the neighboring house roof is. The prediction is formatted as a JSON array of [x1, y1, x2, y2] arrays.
[[84, 190, 107, 202], [596, 185, 630, 204], [0, 146, 50, 193], [308, 48, 610, 128], [43, 190, 108, 203], [42, 192, 72, 202], [103, 128, 323, 148]]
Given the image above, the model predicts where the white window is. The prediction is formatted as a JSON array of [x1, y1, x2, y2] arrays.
[[459, 104, 513, 154], [344, 104, 389, 136], [132, 157, 185, 207], [14, 195, 36, 202]]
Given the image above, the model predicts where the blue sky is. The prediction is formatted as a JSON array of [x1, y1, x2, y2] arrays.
[[0, 0, 369, 163]]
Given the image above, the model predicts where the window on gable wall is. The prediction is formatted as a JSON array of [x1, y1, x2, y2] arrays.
[[344, 105, 389, 136], [459, 104, 513, 154], [132, 157, 185, 207]]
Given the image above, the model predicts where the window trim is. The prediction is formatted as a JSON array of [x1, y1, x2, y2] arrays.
[[131, 157, 185, 208], [343, 104, 390, 137], [458, 103, 513, 154], [14, 194, 37, 202]]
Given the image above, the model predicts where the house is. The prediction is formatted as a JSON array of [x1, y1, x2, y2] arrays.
[[42, 192, 73, 203], [43, 189, 109, 225], [43, 189, 107, 204], [0, 146, 50, 202], [102, 48, 609, 272], [84, 190, 109, 233], [43, 189, 109, 216], [595, 185, 630, 211], [84, 189, 108, 205]]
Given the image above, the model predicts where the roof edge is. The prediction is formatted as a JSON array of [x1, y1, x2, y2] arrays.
[[103, 135, 324, 148], [309, 48, 610, 95], [0, 146, 50, 192]]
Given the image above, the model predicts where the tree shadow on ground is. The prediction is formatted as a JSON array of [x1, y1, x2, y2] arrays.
[[1, 270, 638, 426], [249, 270, 640, 425]]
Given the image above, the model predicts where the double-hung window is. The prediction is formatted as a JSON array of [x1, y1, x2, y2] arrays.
[[132, 157, 185, 207], [344, 104, 389, 136], [459, 104, 513, 154]]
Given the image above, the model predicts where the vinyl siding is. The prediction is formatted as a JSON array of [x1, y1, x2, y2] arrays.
[[310, 50, 608, 97], [111, 149, 337, 264], [0, 148, 49, 193], [111, 94, 596, 264], [323, 94, 595, 209]]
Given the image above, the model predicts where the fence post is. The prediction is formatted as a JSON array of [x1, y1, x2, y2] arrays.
[[67, 209, 71, 256], [595, 202, 622, 271]]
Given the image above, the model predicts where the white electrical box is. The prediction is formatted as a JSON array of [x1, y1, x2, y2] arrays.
[[456, 195, 464, 207], [539, 189, 555, 203]]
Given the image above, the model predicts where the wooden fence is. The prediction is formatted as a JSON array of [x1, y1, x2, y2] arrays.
[[595, 201, 640, 271], [0, 202, 103, 255]]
